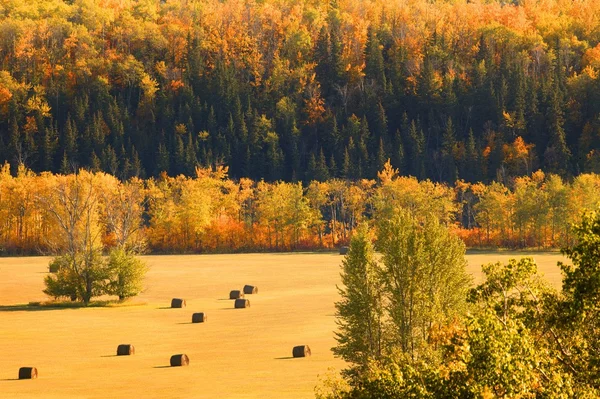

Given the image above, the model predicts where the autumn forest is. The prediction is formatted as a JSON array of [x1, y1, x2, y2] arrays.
[[1, 0, 600, 182], [1, 0, 600, 254]]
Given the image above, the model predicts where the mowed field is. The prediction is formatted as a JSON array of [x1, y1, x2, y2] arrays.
[[0, 251, 566, 398]]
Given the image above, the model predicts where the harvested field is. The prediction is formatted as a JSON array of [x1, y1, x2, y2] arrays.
[[0, 251, 566, 398]]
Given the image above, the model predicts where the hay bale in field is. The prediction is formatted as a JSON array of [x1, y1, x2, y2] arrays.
[[339, 246, 349, 255], [48, 264, 59, 273], [292, 345, 311, 358], [171, 298, 186, 308], [170, 354, 189, 367], [243, 285, 258, 294], [191, 312, 207, 323], [234, 298, 250, 308], [229, 290, 244, 299], [116, 344, 135, 356], [18, 367, 37, 379]]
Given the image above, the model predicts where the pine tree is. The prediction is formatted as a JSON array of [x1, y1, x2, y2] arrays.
[[343, 146, 352, 179], [544, 84, 571, 175], [364, 26, 386, 91], [392, 129, 405, 173], [156, 142, 170, 174], [465, 129, 480, 182], [329, 153, 338, 178], [90, 151, 101, 172], [316, 148, 330, 181], [441, 116, 458, 183], [102, 145, 119, 176], [62, 116, 78, 162], [306, 152, 317, 182], [40, 125, 57, 171], [374, 138, 387, 176], [130, 146, 143, 178], [408, 120, 425, 179]]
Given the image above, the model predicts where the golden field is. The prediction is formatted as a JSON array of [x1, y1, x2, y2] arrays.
[[0, 251, 566, 398]]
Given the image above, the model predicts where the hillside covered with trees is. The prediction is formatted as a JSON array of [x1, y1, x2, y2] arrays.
[[1, 0, 600, 182]]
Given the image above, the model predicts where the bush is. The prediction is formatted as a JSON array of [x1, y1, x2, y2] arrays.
[[43, 249, 147, 303], [105, 248, 148, 300]]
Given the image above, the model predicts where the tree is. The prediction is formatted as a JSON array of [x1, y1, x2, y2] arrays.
[[41, 171, 105, 304], [41, 171, 148, 304], [333, 224, 384, 379], [105, 248, 148, 301], [375, 209, 471, 360], [558, 210, 600, 387]]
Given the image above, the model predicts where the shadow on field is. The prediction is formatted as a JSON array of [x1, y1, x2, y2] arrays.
[[0, 304, 74, 312], [176, 322, 193, 325], [100, 355, 118, 358], [156, 307, 173, 309], [153, 366, 172, 369], [274, 356, 294, 360], [0, 378, 20, 381]]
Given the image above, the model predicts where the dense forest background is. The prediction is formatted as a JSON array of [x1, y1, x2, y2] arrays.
[[1, 0, 600, 183]]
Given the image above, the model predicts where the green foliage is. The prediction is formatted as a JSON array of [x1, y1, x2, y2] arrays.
[[333, 224, 384, 378], [376, 209, 471, 359], [43, 250, 147, 304], [105, 248, 148, 300], [556, 210, 600, 387], [328, 256, 599, 398], [43, 251, 108, 303]]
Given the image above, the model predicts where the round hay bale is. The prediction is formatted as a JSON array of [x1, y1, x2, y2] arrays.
[[234, 298, 250, 308], [243, 285, 258, 295], [171, 298, 186, 308], [116, 344, 135, 356], [339, 246, 349, 255], [292, 345, 311, 358], [18, 367, 37, 379], [229, 290, 244, 299], [170, 354, 189, 367], [191, 312, 207, 323], [48, 264, 59, 273]]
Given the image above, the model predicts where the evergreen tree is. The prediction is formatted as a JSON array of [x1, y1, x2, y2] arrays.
[[441, 116, 458, 183], [306, 152, 317, 182], [102, 145, 119, 176], [544, 84, 571, 175], [364, 27, 386, 91], [156, 142, 170, 174], [465, 129, 480, 182], [315, 148, 330, 182]]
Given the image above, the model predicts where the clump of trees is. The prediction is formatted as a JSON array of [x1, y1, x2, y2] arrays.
[[324, 210, 600, 397], [41, 170, 147, 304]]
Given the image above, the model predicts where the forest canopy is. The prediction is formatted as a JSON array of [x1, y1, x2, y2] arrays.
[[1, 0, 600, 182]]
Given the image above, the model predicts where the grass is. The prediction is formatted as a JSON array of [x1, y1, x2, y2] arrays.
[[0, 251, 567, 398]]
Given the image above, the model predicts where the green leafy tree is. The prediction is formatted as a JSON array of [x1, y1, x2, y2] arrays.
[[376, 209, 471, 360], [105, 248, 148, 301], [333, 224, 385, 379]]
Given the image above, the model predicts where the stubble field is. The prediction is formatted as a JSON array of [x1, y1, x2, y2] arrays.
[[0, 251, 566, 398]]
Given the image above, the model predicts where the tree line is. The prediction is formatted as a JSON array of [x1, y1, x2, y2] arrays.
[[1, 162, 600, 255], [1, 0, 600, 183]]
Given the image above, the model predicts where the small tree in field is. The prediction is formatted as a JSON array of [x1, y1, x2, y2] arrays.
[[41, 171, 147, 304], [333, 223, 385, 379], [105, 248, 148, 300]]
